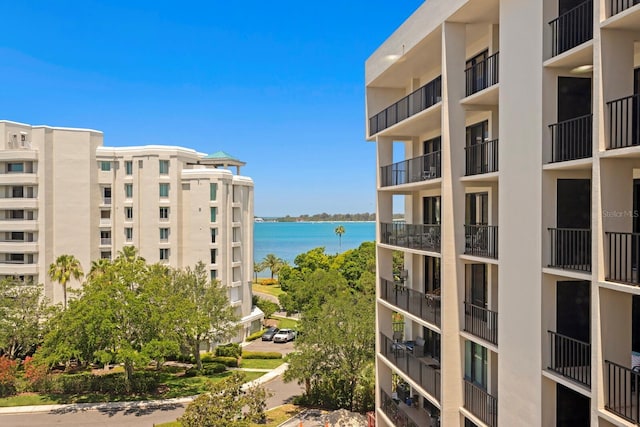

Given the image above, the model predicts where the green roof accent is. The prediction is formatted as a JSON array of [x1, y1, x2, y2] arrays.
[[204, 151, 240, 161]]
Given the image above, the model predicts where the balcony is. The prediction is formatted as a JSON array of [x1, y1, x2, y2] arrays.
[[100, 238, 112, 246], [548, 228, 591, 272], [465, 139, 498, 176], [549, 0, 593, 57], [464, 225, 498, 259], [380, 333, 441, 401], [604, 360, 640, 424], [101, 197, 112, 206], [607, 94, 640, 150], [548, 331, 591, 387], [465, 52, 499, 97], [380, 389, 433, 427], [549, 114, 593, 162], [381, 222, 441, 253], [463, 302, 498, 346], [369, 76, 442, 136], [463, 379, 498, 427], [380, 278, 441, 327], [381, 151, 441, 187], [605, 231, 640, 286], [610, 0, 640, 16]]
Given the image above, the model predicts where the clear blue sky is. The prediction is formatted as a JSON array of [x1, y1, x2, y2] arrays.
[[0, 1, 423, 217]]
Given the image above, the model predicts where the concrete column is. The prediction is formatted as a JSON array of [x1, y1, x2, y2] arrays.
[[440, 21, 466, 426], [499, 0, 544, 425]]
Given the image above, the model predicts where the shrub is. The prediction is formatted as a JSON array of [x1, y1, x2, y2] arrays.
[[261, 278, 278, 286], [215, 343, 241, 358], [241, 351, 282, 360], [22, 356, 51, 393], [246, 329, 266, 342], [210, 356, 238, 368], [45, 371, 160, 395], [0, 356, 18, 397], [201, 363, 226, 375], [200, 353, 215, 363]]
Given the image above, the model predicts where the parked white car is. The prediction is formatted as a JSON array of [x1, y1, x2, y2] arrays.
[[273, 328, 296, 343]]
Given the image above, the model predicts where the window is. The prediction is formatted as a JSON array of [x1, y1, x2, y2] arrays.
[[124, 207, 133, 220], [210, 183, 217, 201], [9, 253, 24, 262], [211, 228, 218, 243], [210, 270, 217, 280], [160, 228, 169, 241], [232, 247, 240, 262], [233, 207, 240, 222], [103, 187, 112, 204], [101, 210, 110, 220], [11, 187, 23, 198], [100, 251, 111, 260], [232, 227, 240, 242], [210, 249, 217, 264], [465, 340, 488, 389], [125, 228, 133, 242], [159, 160, 169, 175], [160, 248, 170, 261], [160, 207, 169, 220], [7, 163, 23, 173], [210, 207, 217, 222], [125, 161, 133, 175], [10, 232, 24, 241], [100, 230, 111, 245], [159, 183, 169, 198], [100, 161, 111, 171], [125, 183, 133, 199], [9, 210, 23, 219]]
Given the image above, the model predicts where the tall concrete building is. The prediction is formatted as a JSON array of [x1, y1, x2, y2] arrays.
[[0, 120, 261, 341], [367, 1, 640, 425]]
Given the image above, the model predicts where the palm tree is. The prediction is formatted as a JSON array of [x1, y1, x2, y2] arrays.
[[88, 258, 112, 280], [262, 254, 283, 280], [48, 254, 84, 309], [253, 261, 265, 283], [335, 225, 346, 250]]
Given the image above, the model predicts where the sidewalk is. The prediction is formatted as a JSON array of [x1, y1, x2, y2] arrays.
[[0, 363, 289, 415]]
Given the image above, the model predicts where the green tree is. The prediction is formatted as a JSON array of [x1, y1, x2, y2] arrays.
[[253, 261, 264, 283], [261, 254, 284, 280], [253, 296, 278, 319], [278, 269, 347, 315], [179, 371, 270, 427], [87, 258, 112, 280], [171, 263, 239, 370], [48, 254, 84, 309], [334, 225, 345, 249]]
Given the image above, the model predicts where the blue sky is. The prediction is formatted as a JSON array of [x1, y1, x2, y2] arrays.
[[0, 1, 423, 217]]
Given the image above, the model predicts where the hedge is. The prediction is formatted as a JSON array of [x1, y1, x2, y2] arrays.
[[184, 363, 225, 377], [40, 371, 160, 395], [241, 351, 282, 360], [246, 329, 266, 342], [215, 343, 241, 358], [209, 356, 238, 367]]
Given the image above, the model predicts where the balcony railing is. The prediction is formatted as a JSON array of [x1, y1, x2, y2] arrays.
[[610, 0, 640, 16], [465, 52, 499, 97], [102, 197, 112, 205], [381, 151, 441, 187], [549, 114, 593, 162], [548, 330, 591, 387], [605, 360, 640, 424], [464, 225, 498, 259], [550, 0, 593, 57], [381, 222, 441, 252], [380, 278, 441, 326], [607, 94, 640, 150], [369, 76, 442, 136], [464, 379, 497, 427], [380, 333, 441, 401], [464, 302, 498, 346], [605, 231, 640, 286], [380, 389, 421, 427], [465, 139, 498, 176], [548, 228, 591, 272], [100, 238, 112, 246]]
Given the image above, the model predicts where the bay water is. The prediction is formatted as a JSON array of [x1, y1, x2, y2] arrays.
[[254, 221, 376, 269]]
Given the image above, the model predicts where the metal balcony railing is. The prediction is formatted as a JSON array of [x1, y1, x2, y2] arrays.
[[369, 76, 442, 136], [100, 238, 112, 246], [380, 278, 441, 326], [380, 389, 421, 427], [549, 114, 593, 162], [548, 228, 592, 272], [464, 225, 498, 259], [550, 0, 593, 56], [380, 333, 441, 401], [464, 379, 498, 427], [548, 330, 591, 387], [464, 302, 498, 346], [605, 231, 640, 286], [605, 360, 640, 424], [465, 52, 499, 97], [610, 0, 640, 16], [381, 222, 441, 252], [607, 94, 640, 149], [381, 151, 441, 187], [465, 139, 498, 175], [102, 197, 112, 205]]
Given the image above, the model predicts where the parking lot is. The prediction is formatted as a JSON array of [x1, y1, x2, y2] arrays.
[[243, 336, 296, 355]]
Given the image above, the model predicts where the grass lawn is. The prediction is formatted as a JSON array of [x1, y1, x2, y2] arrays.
[[0, 370, 265, 407], [252, 281, 285, 298], [240, 358, 284, 370], [155, 403, 302, 427], [272, 315, 298, 330]]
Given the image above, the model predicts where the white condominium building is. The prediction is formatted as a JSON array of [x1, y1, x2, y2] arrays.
[[0, 120, 262, 341], [367, 1, 640, 426]]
